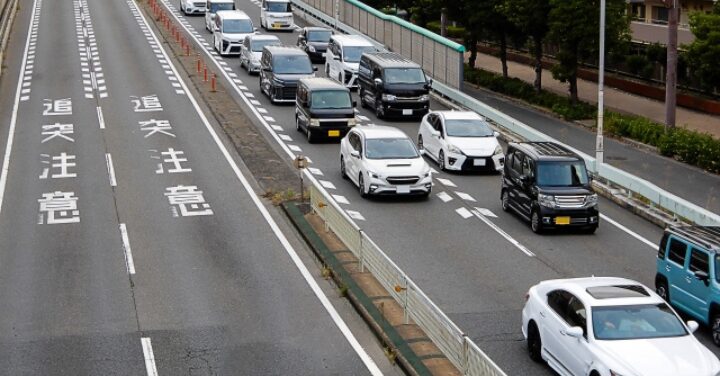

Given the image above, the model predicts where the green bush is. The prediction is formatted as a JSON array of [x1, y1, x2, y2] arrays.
[[426, 21, 466, 39]]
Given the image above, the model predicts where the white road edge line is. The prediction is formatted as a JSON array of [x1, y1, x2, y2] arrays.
[[105, 153, 117, 187], [119, 223, 136, 275], [134, 3, 383, 374], [97, 106, 106, 129], [141, 337, 159, 376], [472, 209, 536, 257], [600, 213, 657, 249], [0, 0, 39, 215]]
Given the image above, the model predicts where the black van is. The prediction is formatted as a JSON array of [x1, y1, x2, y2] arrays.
[[501, 142, 599, 234], [295, 78, 357, 143], [260, 46, 316, 104], [357, 52, 431, 119]]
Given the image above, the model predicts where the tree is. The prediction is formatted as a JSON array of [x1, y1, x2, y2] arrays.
[[685, 3, 720, 92], [500, 0, 551, 92], [546, 0, 629, 105]]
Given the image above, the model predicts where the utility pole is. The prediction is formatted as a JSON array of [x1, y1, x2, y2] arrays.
[[596, 0, 606, 165], [440, 8, 448, 37], [665, 0, 679, 128]]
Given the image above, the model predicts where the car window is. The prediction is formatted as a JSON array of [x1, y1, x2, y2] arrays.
[[365, 138, 419, 160], [272, 55, 313, 74], [658, 232, 669, 260], [342, 46, 376, 63], [349, 133, 361, 152], [223, 19, 253, 34], [444, 119, 494, 137], [384, 68, 426, 84], [689, 248, 709, 274], [311, 90, 351, 109], [521, 157, 532, 177], [307, 30, 332, 42], [547, 290, 571, 319], [266, 1, 291, 12], [511, 152, 524, 175], [251, 39, 280, 52], [566, 296, 587, 336], [667, 238, 688, 266], [536, 161, 589, 187], [592, 304, 687, 340]]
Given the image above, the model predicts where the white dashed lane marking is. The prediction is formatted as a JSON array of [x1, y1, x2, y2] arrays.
[[435, 178, 457, 187], [455, 191, 476, 202], [346, 210, 365, 221], [436, 191, 453, 202], [20, 0, 41, 101], [332, 195, 350, 205], [319, 180, 336, 190], [455, 207, 473, 219], [308, 167, 323, 176], [474, 207, 497, 218]]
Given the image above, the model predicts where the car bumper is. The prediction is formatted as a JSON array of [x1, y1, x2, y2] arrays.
[[271, 85, 298, 102], [267, 21, 293, 30], [219, 41, 242, 55], [381, 101, 430, 118], [308, 125, 353, 140], [247, 61, 261, 73], [537, 206, 599, 228], [445, 152, 505, 172], [183, 6, 206, 14], [367, 176, 432, 195], [307, 50, 326, 62]]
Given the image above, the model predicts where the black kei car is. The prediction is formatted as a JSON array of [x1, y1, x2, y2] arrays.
[[259, 46, 317, 104], [295, 78, 357, 143], [501, 142, 599, 234], [296, 27, 332, 63]]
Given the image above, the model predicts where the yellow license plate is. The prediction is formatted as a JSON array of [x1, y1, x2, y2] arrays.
[[555, 216, 571, 225], [328, 130, 340, 137], [272, 23, 283, 28]]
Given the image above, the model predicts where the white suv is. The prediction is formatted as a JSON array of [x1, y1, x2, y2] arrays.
[[340, 125, 432, 198], [180, 0, 206, 15], [325, 34, 377, 89], [213, 11, 256, 56], [205, 0, 234, 32], [240, 34, 281, 73]]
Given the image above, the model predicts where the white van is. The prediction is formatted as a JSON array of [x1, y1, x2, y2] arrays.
[[213, 10, 256, 56], [260, 0, 294, 31], [205, 0, 235, 32], [325, 34, 377, 89]]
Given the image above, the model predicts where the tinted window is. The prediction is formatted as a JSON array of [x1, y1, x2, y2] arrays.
[[210, 3, 234, 12], [547, 290, 570, 318], [307, 30, 332, 42], [536, 161, 588, 187], [273, 55, 313, 74], [342, 46, 376, 63], [689, 248, 709, 274], [566, 296, 587, 335], [444, 119, 494, 137], [311, 90, 352, 109], [266, 1, 291, 12], [658, 232, 669, 259], [511, 152, 523, 175], [251, 38, 280, 52], [384, 68, 426, 84], [667, 238, 688, 266], [365, 138, 419, 159], [222, 19, 253, 33], [592, 304, 687, 340]]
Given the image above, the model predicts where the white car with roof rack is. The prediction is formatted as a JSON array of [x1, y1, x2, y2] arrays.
[[212, 10, 256, 56]]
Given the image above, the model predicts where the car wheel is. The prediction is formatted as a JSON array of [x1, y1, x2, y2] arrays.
[[375, 99, 384, 119], [307, 128, 315, 143], [359, 88, 368, 109], [417, 135, 424, 152], [531, 210, 543, 234], [501, 190, 510, 212], [438, 150, 446, 171], [180, 1, 184, 14], [358, 173, 368, 198], [656, 278, 669, 302], [713, 313, 720, 346], [527, 322, 542, 362], [340, 156, 348, 180]]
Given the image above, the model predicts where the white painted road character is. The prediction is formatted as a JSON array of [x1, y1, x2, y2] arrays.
[[131, 95, 163, 112], [164, 185, 213, 217], [39, 153, 77, 179], [38, 191, 80, 224], [43, 98, 73, 116]]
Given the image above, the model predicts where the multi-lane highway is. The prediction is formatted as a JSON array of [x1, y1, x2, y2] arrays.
[[151, 0, 720, 375], [0, 0, 402, 374]]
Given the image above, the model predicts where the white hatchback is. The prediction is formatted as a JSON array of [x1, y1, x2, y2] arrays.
[[418, 111, 504, 172], [340, 126, 432, 198], [240, 34, 281, 73], [522, 277, 720, 376]]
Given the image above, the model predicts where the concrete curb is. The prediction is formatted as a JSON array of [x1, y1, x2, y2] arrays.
[[0, 0, 19, 78]]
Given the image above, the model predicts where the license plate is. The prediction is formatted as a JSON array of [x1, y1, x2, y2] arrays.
[[396, 185, 410, 194], [555, 216, 571, 225], [328, 130, 340, 137], [272, 23, 284, 28], [402, 109, 413, 115], [473, 158, 486, 166]]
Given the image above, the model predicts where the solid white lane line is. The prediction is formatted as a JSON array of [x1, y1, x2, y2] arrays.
[[97, 106, 106, 129], [141, 337, 158, 376], [135, 3, 383, 374], [119, 223, 136, 275], [105, 153, 117, 187], [0, 0, 39, 215], [472, 209, 535, 257], [600, 213, 657, 249]]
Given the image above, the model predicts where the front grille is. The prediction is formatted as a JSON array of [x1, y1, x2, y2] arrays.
[[570, 217, 589, 224], [460, 158, 495, 171], [386, 101, 427, 110], [279, 86, 297, 100], [229, 46, 241, 53], [320, 120, 349, 128], [555, 195, 586, 208], [193, 2, 205, 7], [386, 176, 420, 185]]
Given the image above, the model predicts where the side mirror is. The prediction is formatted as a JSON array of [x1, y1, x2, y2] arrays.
[[262, 67, 271, 72], [313, 66, 318, 71], [563, 326, 584, 338], [350, 150, 360, 159], [373, 78, 383, 88], [687, 320, 700, 333], [695, 270, 710, 282], [493, 131, 500, 138], [333, 56, 340, 61], [431, 129, 441, 138], [254, 27, 258, 32]]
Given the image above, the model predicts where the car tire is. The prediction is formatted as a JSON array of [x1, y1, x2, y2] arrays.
[[531, 210, 544, 234], [358, 173, 368, 198], [712, 313, 720, 346], [438, 150, 446, 171], [527, 322, 542, 362], [340, 156, 348, 180], [656, 278, 670, 302], [501, 190, 510, 212], [180, 1, 184, 14], [375, 99, 384, 119]]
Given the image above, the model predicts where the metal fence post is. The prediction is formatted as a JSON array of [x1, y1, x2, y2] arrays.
[[403, 276, 409, 324], [462, 336, 469, 375], [358, 230, 365, 272]]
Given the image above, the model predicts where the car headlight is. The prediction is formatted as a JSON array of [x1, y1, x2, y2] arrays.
[[347, 118, 357, 126], [585, 193, 598, 206], [272, 76, 285, 84], [538, 193, 555, 208], [367, 170, 381, 179], [422, 169, 431, 178], [419, 94, 429, 101], [447, 144, 463, 155], [307, 45, 316, 52], [381, 94, 396, 102], [309, 119, 320, 127], [493, 145, 503, 155]]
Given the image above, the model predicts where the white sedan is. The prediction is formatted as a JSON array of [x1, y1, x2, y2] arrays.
[[522, 277, 720, 376], [340, 125, 432, 198], [417, 111, 504, 172]]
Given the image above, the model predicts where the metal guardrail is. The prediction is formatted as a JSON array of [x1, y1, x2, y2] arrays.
[[309, 181, 507, 376]]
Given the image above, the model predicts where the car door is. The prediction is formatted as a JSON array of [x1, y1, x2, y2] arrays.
[[260, 0, 267, 27], [328, 43, 341, 80], [346, 132, 362, 183], [508, 152, 531, 217], [665, 237, 693, 312], [543, 290, 572, 372], [544, 290, 591, 376], [422, 114, 439, 158], [684, 246, 712, 321]]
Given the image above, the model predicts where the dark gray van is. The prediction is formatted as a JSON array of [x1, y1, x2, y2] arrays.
[[357, 52, 431, 119], [295, 78, 356, 143], [260, 46, 316, 104]]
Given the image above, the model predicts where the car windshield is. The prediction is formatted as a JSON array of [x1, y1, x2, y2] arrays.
[[311, 90, 351, 109], [210, 3, 234, 12], [342, 46, 375, 63], [444, 119, 494, 137], [365, 138, 419, 160], [384, 68, 426, 84], [223, 19, 253, 34], [273, 55, 313, 74], [592, 304, 688, 340], [307, 30, 332, 42], [251, 39, 280, 52], [536, 161, 588, 187], [267, 1, 291, 12]]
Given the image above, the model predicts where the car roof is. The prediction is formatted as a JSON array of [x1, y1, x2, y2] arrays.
[[509, 141, 582, 162], [263, 45, 307, 56], [299, 77, 348, 91], [354, 125, 408, 139], [216, 10, 251, 20], [666, 225, 720, 252], [305, 27, 331, 32], [362, 52, 420, 69], [435, 111, 485, 121], [207, 0, 233, 3], [330, 34, 374, 47], [535, 277, 664, 307], [248, 34, 280, 41]]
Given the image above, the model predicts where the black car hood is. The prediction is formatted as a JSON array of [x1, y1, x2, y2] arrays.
[[308, 107, 354, 117], [537, 186, 594, 196], [274, 73, 315, 83], [308, 41, 328, 51], [383, 83, 428, 97]]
